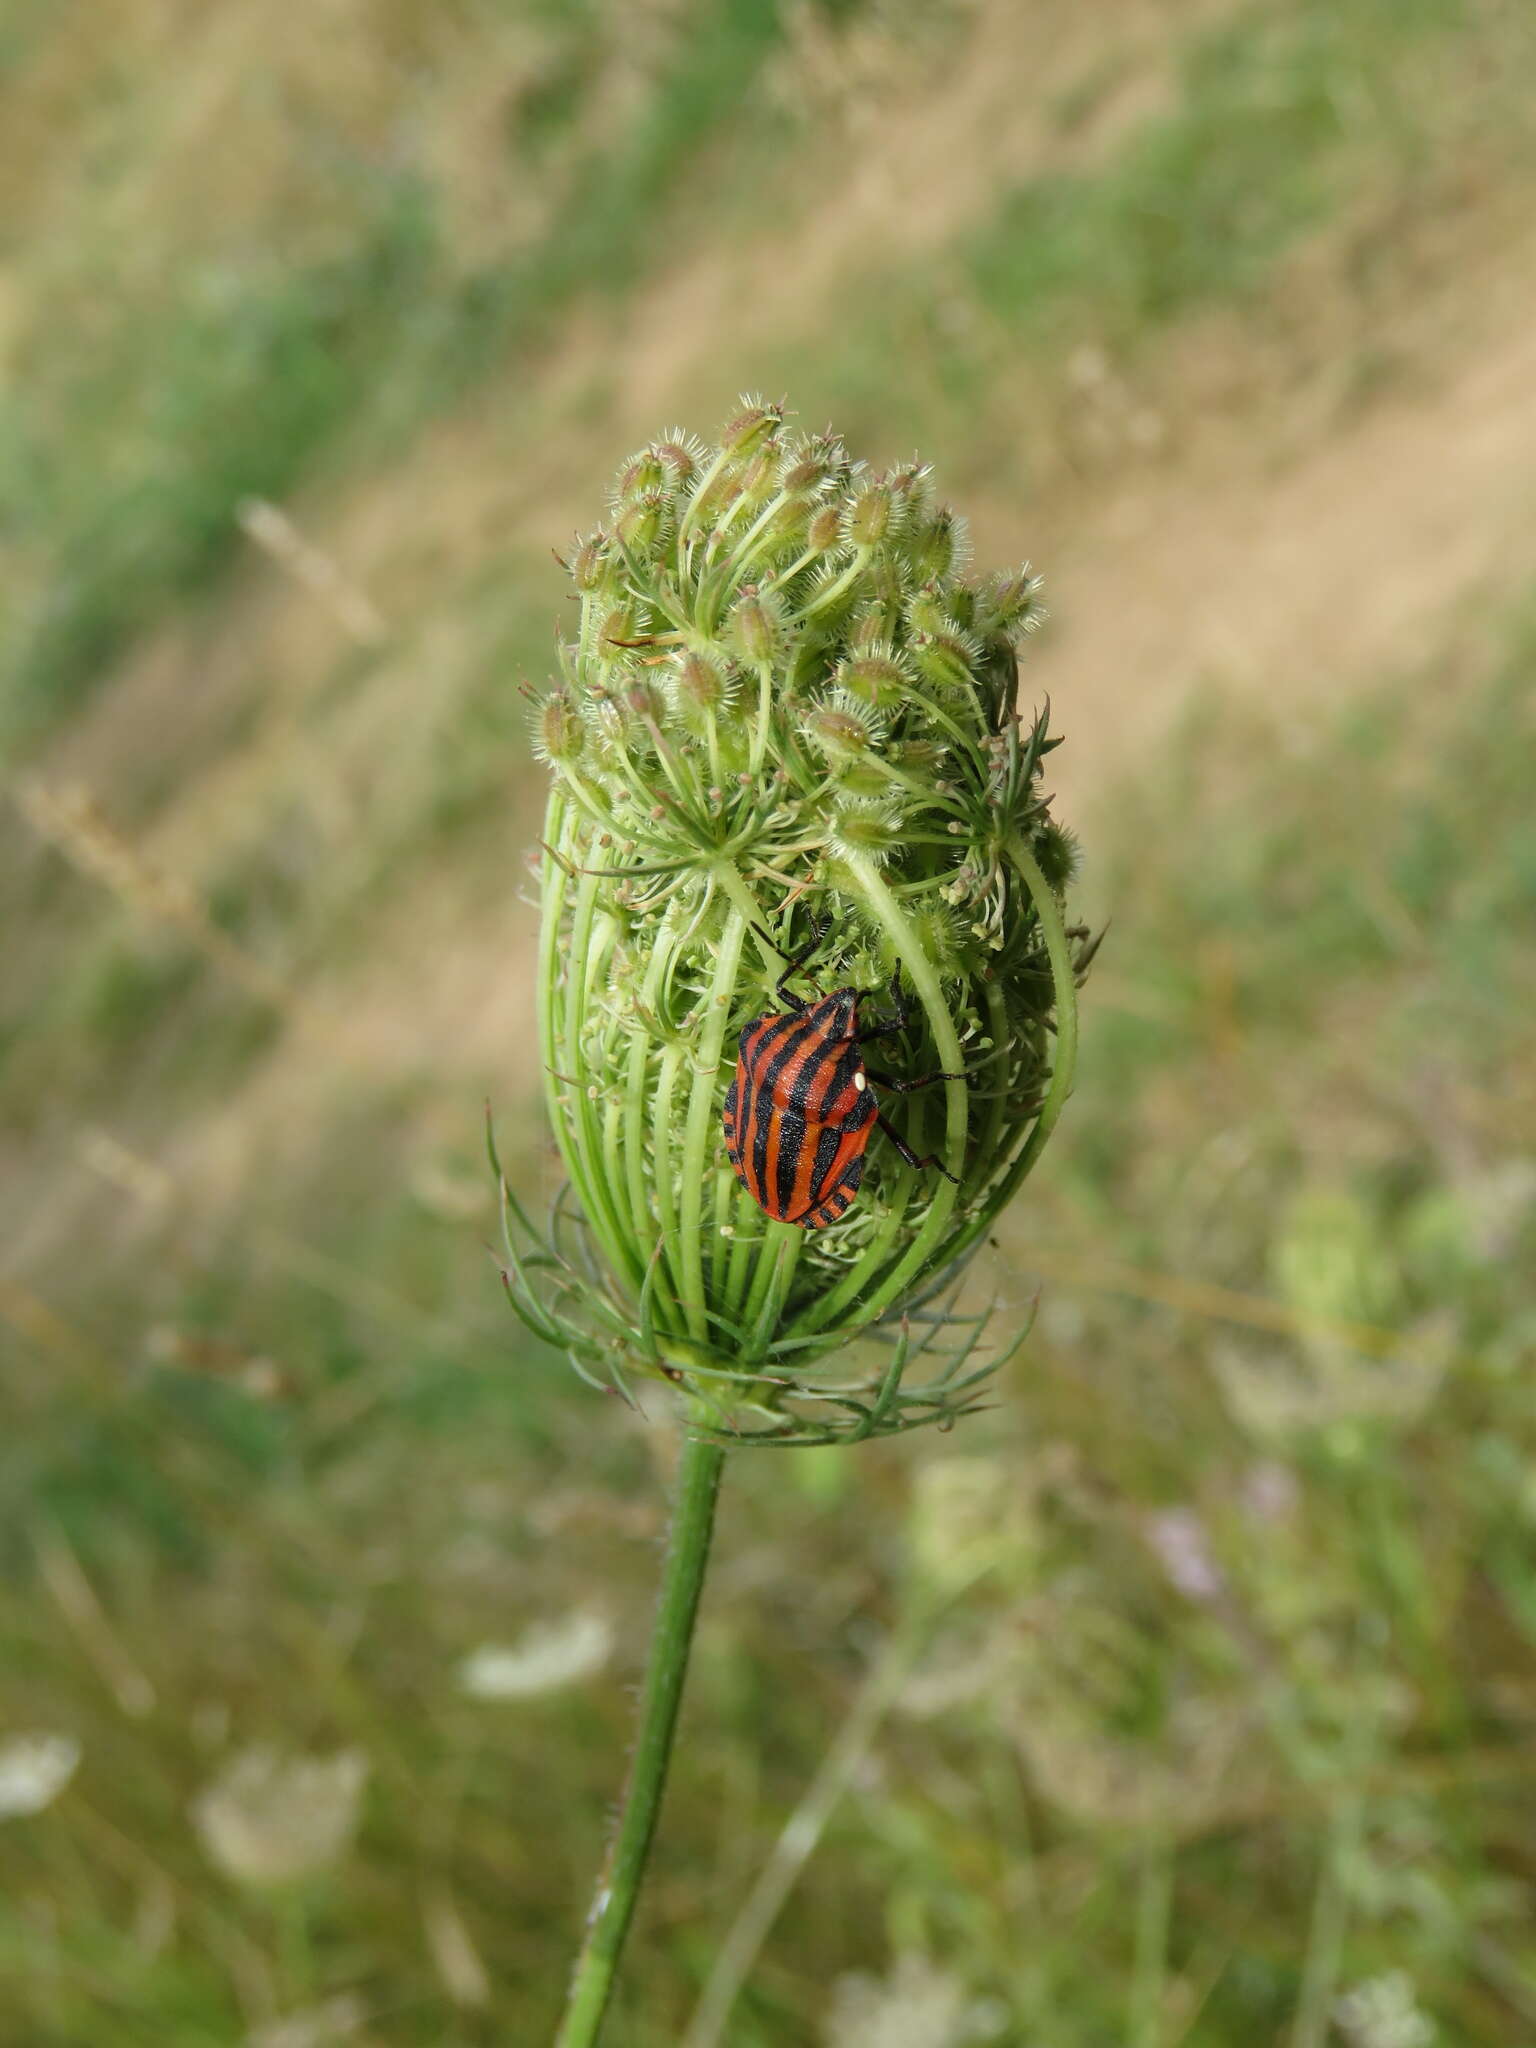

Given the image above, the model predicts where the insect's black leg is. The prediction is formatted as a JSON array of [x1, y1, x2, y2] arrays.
[[853, 969, 911, 1043], [876, 1112, 961, 1185], [864, 1068, 967, 1092], [773, 944, 817, 1009], [752, 915, 829, 1008]]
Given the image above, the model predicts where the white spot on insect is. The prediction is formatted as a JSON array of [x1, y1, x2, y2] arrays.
[[854, 1072, 867, 1092]]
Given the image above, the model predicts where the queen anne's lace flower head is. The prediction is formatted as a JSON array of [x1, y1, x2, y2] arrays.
[[191, 1746, 368, 1888], [500, 400, 1091, 1443], [0, 1732, 80, 1819], [457, 1611, 613, 1699]]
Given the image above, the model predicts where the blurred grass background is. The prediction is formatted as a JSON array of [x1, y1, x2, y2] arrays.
[[3, 0, 1535, 2042]]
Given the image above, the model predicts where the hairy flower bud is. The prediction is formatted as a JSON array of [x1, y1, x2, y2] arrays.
[[914, 628, 982, 697], [533, 688, 585, 766], [569, 532, 613, 594], [652, 433, 703, 491], [615, 490, 670, 559], [887, 459, 933, 518], [622, 678, 666, 728], [726, 588, 785, 668], [1034, 821, 1081, 890], [734, 449, 778, 507], [844, 480, 899, 549], [838, 648, 913, 710], [833, 758, 895, 801], [976, 565, 1045, 638], [827, 798, 905, 867], [615, 449, 668, 502], [502, 402, 1089, 1447], [806, 503, 843, 554], [805, 692, 884, 762], [909, 507, 969, 584], [670, 650, 732, 727], [593, 602, 642, 676], [719, 395, 784, 456]]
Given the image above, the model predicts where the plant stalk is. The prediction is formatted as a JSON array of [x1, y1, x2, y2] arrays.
[[555, 1430, 727, 2048]]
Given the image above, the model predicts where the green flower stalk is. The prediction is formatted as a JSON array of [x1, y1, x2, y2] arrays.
[[496, 399, 1090, 2045]]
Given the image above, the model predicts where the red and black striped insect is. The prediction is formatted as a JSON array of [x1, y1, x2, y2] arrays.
[[722, 920, 962, 1229]]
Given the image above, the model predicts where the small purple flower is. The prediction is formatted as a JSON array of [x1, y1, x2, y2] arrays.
[[1145, 1506, 1225, 1603]]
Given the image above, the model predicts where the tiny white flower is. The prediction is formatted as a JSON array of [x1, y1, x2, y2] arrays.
[[0, 1733, 81, 1819], [824, 1953, 996, 2048], [248, 1992, 366, 2048], [1335, 1970, 1436, 2048], [192, 1746, 367, 1888], [457, 1609, 613, 1700]]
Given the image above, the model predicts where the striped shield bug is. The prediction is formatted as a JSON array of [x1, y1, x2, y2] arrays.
[[722, 919, 963, 1229]]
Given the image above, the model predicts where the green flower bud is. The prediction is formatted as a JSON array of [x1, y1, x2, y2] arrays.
[[904, 898, 971, 982], [891, 736, 946, 776], [532, 687, 585, 767], [863, 551, 911, 622], [1034, 820, 1081, 890], [905, 585, 952, 639], [733, 448, 779, 508], [719, 395, 784, 456], [779, 459, 827, 498], [670, 650, 734, 730], [615, 490, 671, 559], [652, 432, 704, 491], [826, 796, 906, 867], [843, 479, 900, 549], [849, 604, 893, 653], [503, 401, 1087, 1448], [615, 449, 668, 502], [757, 494, 814, 556], [804, 690, 885, 762], [976, 564, 1045, 640], [805, 503, 843, 554], [570, 532, 614, 594], [726, 587, 786, 668], [907, 506, 969, 584], [621, 677, 666, 729], [592, 602, 642, 674], [913, 627, 982, 697], [837, 647, 914, 711]]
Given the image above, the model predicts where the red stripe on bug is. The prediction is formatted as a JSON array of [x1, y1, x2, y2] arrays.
[[722, 936, 962, 1230]]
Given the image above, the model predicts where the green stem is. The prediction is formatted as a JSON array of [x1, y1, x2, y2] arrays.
[[1129, 1838, 1173, 2048], [555, 1431, 727, 2048]]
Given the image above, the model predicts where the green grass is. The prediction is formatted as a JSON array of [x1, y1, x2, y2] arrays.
[[760, 0, 1532, 473], [0, 0, 803, 754], [0, 183, 438, 748], [970, 0, 1459, 337], [427, 0, 791, 379]]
